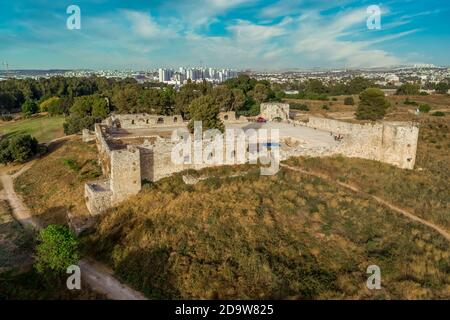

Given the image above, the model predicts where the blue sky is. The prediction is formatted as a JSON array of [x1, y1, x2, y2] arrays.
[[0, 0, 449, 70]]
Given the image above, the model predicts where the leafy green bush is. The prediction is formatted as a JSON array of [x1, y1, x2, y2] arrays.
[[356, 88, 390, 120], [0, 134, 39, 164], [35, 225, 79, 274], [62, 159, 81, 172], [63, 115, 101, 135], [431, 111, 445, 117], [418, 104, 431, 113], [21, 100, 39, 117]]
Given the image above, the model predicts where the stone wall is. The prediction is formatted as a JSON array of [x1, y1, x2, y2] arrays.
[[306, 116, 419, 169], [219, 111, 248, 124], [110, 145, 142, 202], [260, 103, 290, 121], [109, 114, 183, 129], [85, 181, 113, 216]]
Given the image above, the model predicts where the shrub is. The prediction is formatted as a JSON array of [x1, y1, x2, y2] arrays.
[[418, 104, 431, 113], [0, 135, 39, 164], [39, 97, 60, 113], [431, 111, 445, 117], [21, 100, 39, 117], [62, 159, 81, 172], [344, 97, 354, 105], [35, 225, 79, 274], [355, 88, 390, 120], [42, 97, 72, 116], [63, 115, 101, 135], [404, 98, 418, 106], [290, 103, 309, 111], [322, 104, 329, 110]]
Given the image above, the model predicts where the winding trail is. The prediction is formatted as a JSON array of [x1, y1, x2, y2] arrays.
[[0, 137, 147, 300], [280, 163, 450, 242]]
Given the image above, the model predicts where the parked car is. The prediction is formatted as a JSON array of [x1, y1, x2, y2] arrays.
[[257, 117, 267, 123]]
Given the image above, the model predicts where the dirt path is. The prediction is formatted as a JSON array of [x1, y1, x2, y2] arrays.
[[0, 149, 147, 300], [280, 163, 450, 242]]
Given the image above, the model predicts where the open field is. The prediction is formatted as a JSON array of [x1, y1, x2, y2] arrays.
[[0, 115, 65, 143], [14, 139, 102, 226], [286, 94, 450, 121]]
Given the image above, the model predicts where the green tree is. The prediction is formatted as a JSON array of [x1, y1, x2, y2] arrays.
[[63, 115, 99, 135], [248, 83, 271, 104], [175, 84, 201, 118], [355, 88, 390, 120], [70, 94, 109, 118], [21, 100, 39, 116], [0, 135, 39, 164], [35, 225, 80, 274], [435, 82, 449, 94], [112, 85, 140, 113], [231, 88, 246, 112], [48, 97, 72, 116], [187, 95, 224, 133], [346, 77, 375, 94], [212, 85, 234, 111], [39, 97, 60, 112], [396, 83, 420, 95]]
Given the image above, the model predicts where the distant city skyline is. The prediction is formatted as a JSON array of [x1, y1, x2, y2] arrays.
[[1, 0, 449, 70]]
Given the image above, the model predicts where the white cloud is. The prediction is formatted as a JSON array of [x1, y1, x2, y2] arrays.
[[122, 10, 178, 39]]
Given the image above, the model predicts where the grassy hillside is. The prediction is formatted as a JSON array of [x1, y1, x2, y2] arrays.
[[0, 199, 33, 273], [0, 115, 65, 143], [85, 164, 449, 299], [14, 139, 102, 226]]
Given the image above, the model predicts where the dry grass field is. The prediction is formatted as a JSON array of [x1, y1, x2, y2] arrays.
[[85, 163, 449, 299], [14, 139, 102, 226], [286, 94, 450, 121]]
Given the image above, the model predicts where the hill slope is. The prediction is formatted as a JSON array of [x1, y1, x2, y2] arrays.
[[85, 164, 450, 299]]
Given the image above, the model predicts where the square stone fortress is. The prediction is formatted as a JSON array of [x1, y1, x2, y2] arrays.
[[83, 103, 419, 216]]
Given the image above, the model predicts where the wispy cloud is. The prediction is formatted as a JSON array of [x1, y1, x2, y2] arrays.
[[0, 0, 445, 69]]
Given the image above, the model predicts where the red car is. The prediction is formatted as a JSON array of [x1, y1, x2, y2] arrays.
[[256, 117, 267, 123]]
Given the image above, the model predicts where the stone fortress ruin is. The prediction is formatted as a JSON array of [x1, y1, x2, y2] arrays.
[[83, 103, 419, 216]]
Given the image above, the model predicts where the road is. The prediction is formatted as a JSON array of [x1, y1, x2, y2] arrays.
[[0, 140, 147, 300]]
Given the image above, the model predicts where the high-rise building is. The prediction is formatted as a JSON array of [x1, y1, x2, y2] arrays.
[[158, 68, 173, 83]]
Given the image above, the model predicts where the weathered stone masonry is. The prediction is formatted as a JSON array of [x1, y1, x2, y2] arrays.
[[305, 117, 419, 169]]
